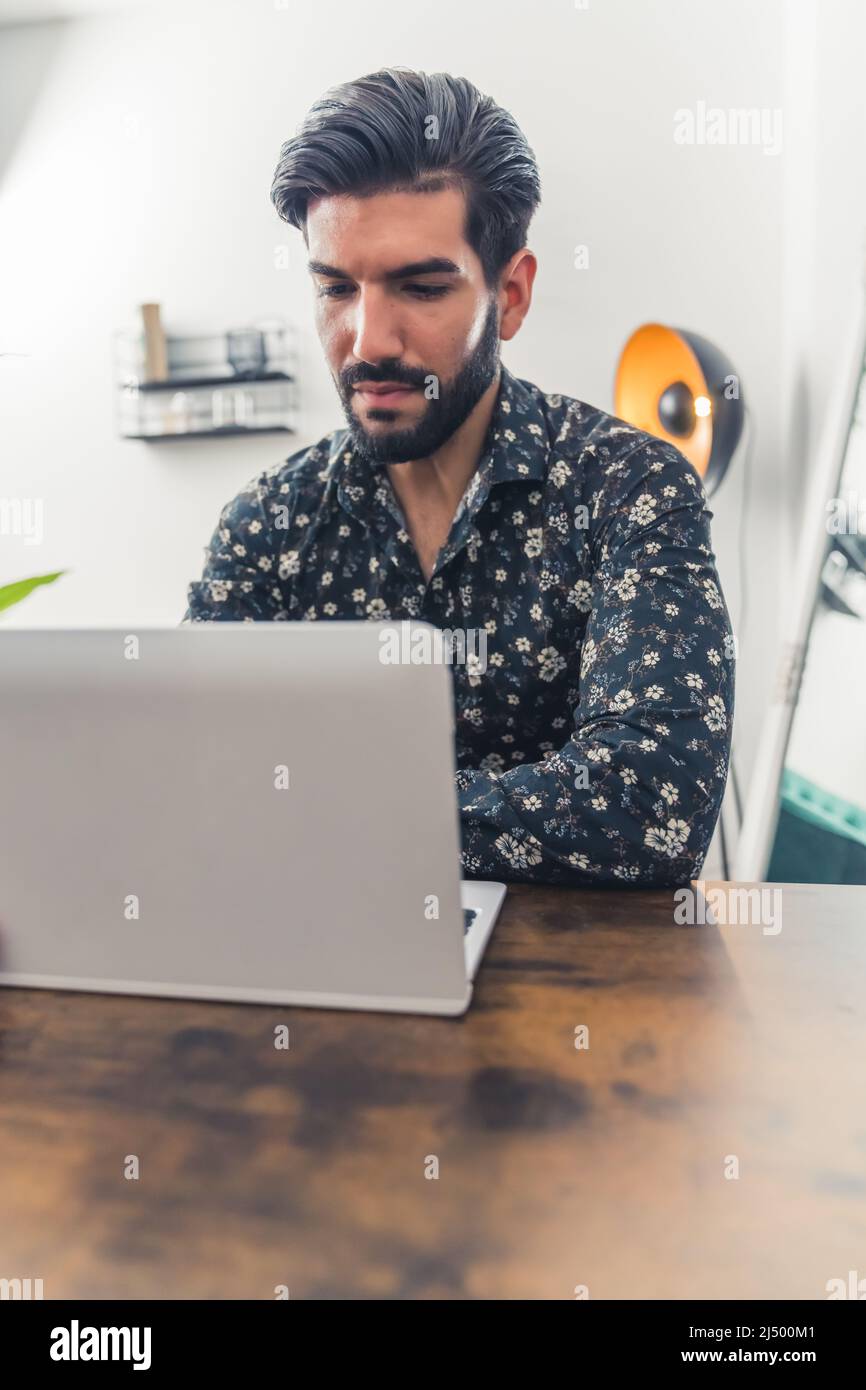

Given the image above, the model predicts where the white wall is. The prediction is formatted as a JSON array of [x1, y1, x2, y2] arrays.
[[807, 0, 866, 458], [1, 0, 862, 808]]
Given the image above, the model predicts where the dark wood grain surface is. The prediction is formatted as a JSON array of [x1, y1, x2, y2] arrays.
[[1, 881, 864, 1299]]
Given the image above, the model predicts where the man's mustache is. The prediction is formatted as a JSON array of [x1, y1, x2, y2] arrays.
[[339, 361, 431, 392]]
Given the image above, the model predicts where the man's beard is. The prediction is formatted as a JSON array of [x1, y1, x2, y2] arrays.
[[335, 298, 501, 465]]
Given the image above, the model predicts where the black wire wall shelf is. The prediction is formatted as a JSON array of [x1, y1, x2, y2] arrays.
[[114, 320, 297, 441]]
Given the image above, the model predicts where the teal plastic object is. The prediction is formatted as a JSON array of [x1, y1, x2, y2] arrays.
[[766, 768, 866, 884]]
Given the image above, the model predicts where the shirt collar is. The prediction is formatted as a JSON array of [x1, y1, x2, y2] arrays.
[[458, 363, 549, 515]]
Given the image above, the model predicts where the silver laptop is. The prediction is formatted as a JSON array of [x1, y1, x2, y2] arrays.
[[0, 623, 506, 1016]]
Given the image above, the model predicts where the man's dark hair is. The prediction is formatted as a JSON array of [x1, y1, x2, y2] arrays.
[[270, 68, 541, 286]]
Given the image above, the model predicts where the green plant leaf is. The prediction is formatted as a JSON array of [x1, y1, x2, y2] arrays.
[[0, 571, 65, 613]]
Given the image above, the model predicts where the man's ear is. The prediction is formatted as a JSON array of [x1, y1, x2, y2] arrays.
[[499, 249, 537, 343]]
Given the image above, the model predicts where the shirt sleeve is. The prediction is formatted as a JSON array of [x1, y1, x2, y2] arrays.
[[182, 471, 289, 623], [454, 439, 735, 886]]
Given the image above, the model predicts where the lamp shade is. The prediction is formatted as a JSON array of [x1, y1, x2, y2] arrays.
[[614, 323, 744, 494]]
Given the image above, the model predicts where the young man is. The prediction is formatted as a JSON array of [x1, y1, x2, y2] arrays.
[[185, 67, 734, 888]]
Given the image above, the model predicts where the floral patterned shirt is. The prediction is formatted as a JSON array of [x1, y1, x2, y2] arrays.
[[184, 364, 734, 887]]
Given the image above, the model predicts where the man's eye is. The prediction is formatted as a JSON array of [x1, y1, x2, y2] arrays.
[[405, 283, 451, 298], [318, 283, 353, 298]]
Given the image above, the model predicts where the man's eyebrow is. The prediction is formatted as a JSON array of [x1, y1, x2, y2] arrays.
[[384, 258, 462, 280], [307, 257, 463, 280], [307, 261, 350, 278]]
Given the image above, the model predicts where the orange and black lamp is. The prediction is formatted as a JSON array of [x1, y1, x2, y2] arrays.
[[614, 324, 744, 496]]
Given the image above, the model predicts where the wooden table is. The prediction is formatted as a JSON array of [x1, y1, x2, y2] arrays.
[[1, 881, 864, 1299]]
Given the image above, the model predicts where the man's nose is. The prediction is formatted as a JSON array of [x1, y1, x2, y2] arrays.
[[350, 288, 404, 366]]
